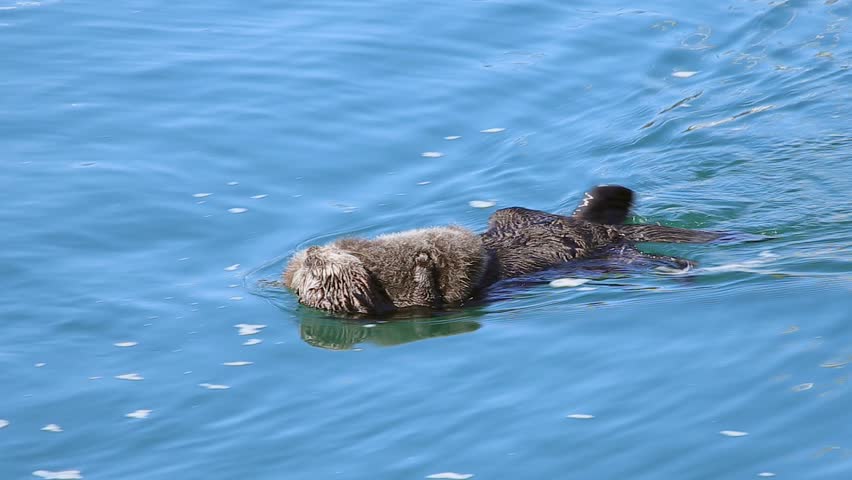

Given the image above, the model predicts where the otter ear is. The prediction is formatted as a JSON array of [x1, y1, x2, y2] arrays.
[[573, 185, 634, 225]]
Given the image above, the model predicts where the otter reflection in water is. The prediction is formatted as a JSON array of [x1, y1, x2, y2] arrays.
[[284, 185, 722, 315], [299, 314, 482, 350]]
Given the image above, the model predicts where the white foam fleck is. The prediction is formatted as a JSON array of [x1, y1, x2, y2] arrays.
[[243, 338, 262, 346], [577, 287, 597, 291], [125, 409, 152, 419], [229, 296, 243, 301], [115, 373, 143, 381], [720, 430, 748, 437], [114, 342, 137, 348], [35, 363, 46, 368], [757, 473, 776, 477], [235, 324, 267, 336], [672, 70, 698, 78], [0, 419, 9, 429], [686, 105, 774, 132], [550, 278, 590, 288], [469, 200, 496, 208], [88, 376, 102, 380], [223, 361, 253, 366], [426, 473, 474, 480], [480, 128, 506, 133], [32, 470, 83, 480], [792, 383, 814, 392], [820, 360, 848, 368], [444, 136, 462, 140], [192, 193, 212, 198], [417, 181, 432, 185], [701, 251, 778, 274], [227, 181, 239, 186], [199, 383, 230, 390], [224, 264, 240, 271], [566, 414, 595, 419], [421, 151, 444, 158], [363, 324, 377, 328], [782, 325, 800, 334], [228, 207, 248, 214], [655, 264, 691, 275], [332, 203, 357, 213], [251, 194, 268, 199], [41, 424, 63, 433]]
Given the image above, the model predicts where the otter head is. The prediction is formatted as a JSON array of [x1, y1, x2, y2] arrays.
[[283, 245, 393, 315]]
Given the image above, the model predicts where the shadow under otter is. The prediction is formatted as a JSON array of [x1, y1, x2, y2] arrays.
[[284, 185, 724, 315]]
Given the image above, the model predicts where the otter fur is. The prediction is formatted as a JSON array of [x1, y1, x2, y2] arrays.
[[284, 226, 490, 314], [283, 185, 719, 314]]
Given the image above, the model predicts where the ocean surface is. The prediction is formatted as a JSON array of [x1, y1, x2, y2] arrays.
[[2, 0, 851, 479]]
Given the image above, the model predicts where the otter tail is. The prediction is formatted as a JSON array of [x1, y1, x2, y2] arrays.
[[573, 185, 634, 225], [572, 185, 721, 243], [617, 224, 721, 243]]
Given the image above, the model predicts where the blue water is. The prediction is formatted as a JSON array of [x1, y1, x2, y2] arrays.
[[2, 0, 851, 478]]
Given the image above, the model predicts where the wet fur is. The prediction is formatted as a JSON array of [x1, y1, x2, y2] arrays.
[[284, 186, 720, 314], [481, 207, 717, 279]]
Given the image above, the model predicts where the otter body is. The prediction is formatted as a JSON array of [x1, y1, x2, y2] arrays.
[[284, 186, 720, 314], [481, 206, 718, 280]]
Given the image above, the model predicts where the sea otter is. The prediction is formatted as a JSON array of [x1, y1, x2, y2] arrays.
[[283, 185, 720, 314]]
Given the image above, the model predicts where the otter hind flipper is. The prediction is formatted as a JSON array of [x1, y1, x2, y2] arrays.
[[572, 185, 634, 225], [617, 224, 721, 243]]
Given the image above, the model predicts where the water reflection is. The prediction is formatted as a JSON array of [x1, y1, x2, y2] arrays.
[[299, 314, 481, 350]]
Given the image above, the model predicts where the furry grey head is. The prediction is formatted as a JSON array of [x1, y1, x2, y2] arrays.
[[283, 245, 392, 314], [284, 226, 488, 314]]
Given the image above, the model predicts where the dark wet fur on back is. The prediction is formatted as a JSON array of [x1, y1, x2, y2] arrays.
[[482, 207, 624, 279], [283, 185, 721, 314], [482, 207, 719, 280]]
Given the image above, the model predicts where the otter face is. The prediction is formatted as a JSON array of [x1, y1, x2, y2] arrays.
[[283, 245, 392, 314]]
